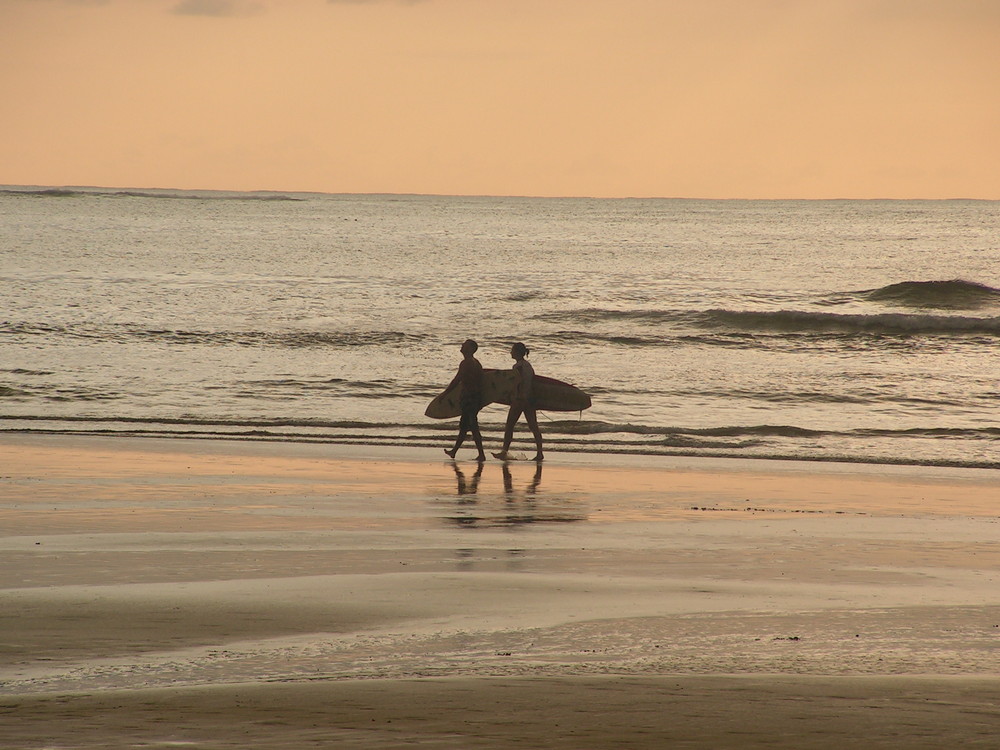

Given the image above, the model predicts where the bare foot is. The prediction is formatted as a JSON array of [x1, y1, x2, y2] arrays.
[[492, 452, 510, 460], [476, 454, 486, 462], [530, 453, 544, 462], [444, 448, 457, 459]]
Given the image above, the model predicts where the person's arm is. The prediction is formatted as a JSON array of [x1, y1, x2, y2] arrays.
[[513, 361, 532, 403], [442, 361, 465, 395], [520, 364, 533, 401]]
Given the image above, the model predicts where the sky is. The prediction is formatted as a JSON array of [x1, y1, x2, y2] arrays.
[[2, 0, 999, 199]]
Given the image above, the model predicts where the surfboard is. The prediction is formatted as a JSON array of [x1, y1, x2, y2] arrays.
[[424, 368, 591, 419]]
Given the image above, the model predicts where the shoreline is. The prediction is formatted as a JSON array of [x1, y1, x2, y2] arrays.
[[2, 433, 999, 747], [4, 425, 1000, 472]]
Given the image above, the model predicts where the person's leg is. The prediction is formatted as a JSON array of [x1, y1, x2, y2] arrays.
[[445, 410, 472, 458], [470, 410, 486, 461], [525, 408, 544, 461], [492, 406, 521, 459]]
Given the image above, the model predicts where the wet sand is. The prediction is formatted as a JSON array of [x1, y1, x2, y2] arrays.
[[2, 434, 999, 748]]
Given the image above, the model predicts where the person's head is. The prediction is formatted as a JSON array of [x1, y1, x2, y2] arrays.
[[510, 342, 529, 359], [461, 339, 478, 356]]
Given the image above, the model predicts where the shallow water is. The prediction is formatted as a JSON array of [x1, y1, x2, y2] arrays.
[[2, 187, 999, 468]]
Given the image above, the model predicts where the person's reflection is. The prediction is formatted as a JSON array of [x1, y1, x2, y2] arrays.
[[443, 461, 554, 531], [501, 461, 543, 526], [501, 461, 543, 496], [447, 462, 482, 528], [451, 460, 483, 497]]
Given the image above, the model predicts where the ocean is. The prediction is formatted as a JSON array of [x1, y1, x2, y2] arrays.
[[2, 186, 998, 469]]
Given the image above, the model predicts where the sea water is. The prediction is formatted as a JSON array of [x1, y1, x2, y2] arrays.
[[2, 187, 998, 469]]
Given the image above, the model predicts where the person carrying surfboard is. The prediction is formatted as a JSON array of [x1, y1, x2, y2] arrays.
[[493, 342, 544, 462], [443, 339, 486, 462]]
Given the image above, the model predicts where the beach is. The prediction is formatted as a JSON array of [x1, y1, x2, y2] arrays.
[[1, 433, 998, 747]]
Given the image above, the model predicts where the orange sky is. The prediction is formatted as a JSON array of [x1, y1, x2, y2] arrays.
[[2, 0, 998, 198]]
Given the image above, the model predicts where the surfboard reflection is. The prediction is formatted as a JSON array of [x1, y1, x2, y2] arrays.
[[441, 461, 586, 529]]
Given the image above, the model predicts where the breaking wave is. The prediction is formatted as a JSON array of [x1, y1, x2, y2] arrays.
[[866, 279, 1000, 310], [697, 309, 1000, 337], [534, 307, 1000, 338]]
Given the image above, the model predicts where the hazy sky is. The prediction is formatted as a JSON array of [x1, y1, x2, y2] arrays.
[[3, 0, 998, 198]]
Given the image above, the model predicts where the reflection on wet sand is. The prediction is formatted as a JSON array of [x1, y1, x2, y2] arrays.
[[442, 461, 587, 529], [454, 461, 483, 496], [501, 461, 542, 496]]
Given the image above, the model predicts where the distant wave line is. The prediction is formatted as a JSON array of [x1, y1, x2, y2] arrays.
[[0, 187, 303, 201], [702, 308, 1000, 336], [534, 307, 1000, 338], [0, 322, 429, 348], [0, 414, 412, 430]]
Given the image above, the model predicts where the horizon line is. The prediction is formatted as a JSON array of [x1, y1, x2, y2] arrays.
[[1, 184, 996, 203]]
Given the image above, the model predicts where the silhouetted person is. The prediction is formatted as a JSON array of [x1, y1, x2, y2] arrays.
[[443, 339, 486, 462], [493, 342, 543, 462]]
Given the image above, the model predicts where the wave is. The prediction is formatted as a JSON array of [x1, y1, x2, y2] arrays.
[[536, 329, 675, 347], [12, 414, 997, 440], [5, 416, 998, 470], [669, 388, 969, 407], [544, 421, 832, 439], [0, 322, 428, 348], [535, 307, 1000, 338], [0, 368, 54, 376], [0, 187, 303, 201], [233, 378, 435, 400], [454, 419, 1000, 442], [133, 328, 429, 349], [0, 414, 412, 430], [698, 309, 1000, 337], [866, 280, 1000, 310], [533, 308, 686, 326], [503, 290, 547, 302]]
